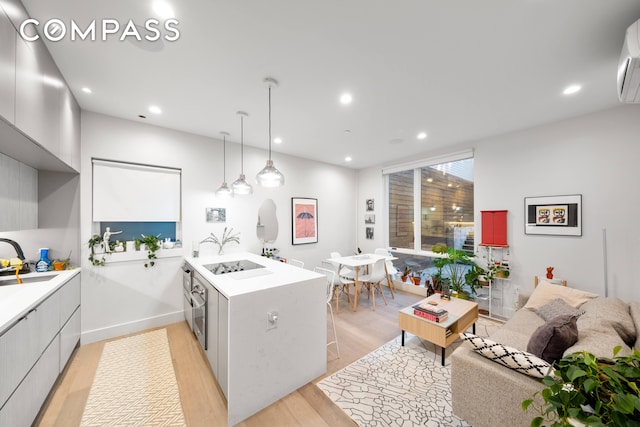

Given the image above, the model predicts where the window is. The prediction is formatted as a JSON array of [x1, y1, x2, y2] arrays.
[[386, 152, 474, 252]]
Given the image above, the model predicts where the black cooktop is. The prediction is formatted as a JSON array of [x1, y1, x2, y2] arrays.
[[204, 259, 265, 275]]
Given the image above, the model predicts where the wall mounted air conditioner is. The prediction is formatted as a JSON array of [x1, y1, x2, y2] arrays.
[[618, 18, 640, 103]]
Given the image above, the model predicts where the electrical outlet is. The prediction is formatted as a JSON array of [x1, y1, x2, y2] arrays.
[[267, 311, 278, 330]]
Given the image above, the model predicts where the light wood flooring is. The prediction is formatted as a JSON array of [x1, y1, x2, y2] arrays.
[[36, 287, 424, 427]]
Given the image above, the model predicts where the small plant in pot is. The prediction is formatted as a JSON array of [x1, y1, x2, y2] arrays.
[[88, 235, 106, 266], [138, 234, 161, 268], [401, 266, 412, 283]]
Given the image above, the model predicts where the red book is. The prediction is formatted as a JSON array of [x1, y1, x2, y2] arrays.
[[413, 309, 448, 322]]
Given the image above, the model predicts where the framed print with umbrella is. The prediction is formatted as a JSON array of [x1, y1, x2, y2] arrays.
[[292, 197, 318, 245]]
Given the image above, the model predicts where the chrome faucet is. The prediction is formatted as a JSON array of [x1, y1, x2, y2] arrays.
[[0, 238, 26, 260]]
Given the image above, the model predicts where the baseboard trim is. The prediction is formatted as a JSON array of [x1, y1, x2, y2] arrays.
[[392, 280, 428, 296], [81, 310, 185, 344]]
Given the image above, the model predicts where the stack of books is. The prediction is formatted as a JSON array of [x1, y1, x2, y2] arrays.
[[412, 303, 449, 322]]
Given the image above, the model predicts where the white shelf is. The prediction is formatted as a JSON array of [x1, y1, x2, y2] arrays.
[[97, 247, 184, 264]]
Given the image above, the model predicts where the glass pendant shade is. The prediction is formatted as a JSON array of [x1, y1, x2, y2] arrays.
[[215, 131, 234, 198], [256, 160, 285, 187], [257, 77, 284, 187], [232, 174, 253, 194], [215, 182, 233, 198], [232, 111, 253, 195]]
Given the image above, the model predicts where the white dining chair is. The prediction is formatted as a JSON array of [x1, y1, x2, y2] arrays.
[[330, 251, 355, 279], [374, 248, 397, 299], [321, 260, 353, 313], [358, 258, 388, 311], [314, 266, 340, 357], [288, 259, 305, 268]]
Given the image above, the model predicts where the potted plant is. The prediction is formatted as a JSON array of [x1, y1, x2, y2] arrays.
[[401, 266, 411, 283], [88, 235, 106, 266], [431, 243, 448, 291], [138, 234, 161, 268], [464, 263, 488, 295], [523, 347, 640, 426], [443, 247, 473, 298], [53, 251, 71, 271]]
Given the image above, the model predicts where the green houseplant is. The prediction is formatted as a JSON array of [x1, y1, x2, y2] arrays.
[[444, 247, 473, 298], [431, 243, 449, 292], [522, 347, 640, 427], [88, 234, 106, 266], [138, 234, 161, 268]]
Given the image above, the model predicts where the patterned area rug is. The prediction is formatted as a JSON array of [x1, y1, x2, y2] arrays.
[[80, 328, 186, 427], [317, 318, 501, 427]]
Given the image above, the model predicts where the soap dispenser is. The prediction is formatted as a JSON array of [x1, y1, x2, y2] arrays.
[[35, 248, 51, 272]]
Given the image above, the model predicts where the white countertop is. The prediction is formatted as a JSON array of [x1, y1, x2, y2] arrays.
[[184, 252, 323, 298], [0, 269, 81, 335]]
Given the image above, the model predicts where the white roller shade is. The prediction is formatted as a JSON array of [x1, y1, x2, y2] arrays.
[[382, 149, 474, 175], [92, 159, 181, 222]]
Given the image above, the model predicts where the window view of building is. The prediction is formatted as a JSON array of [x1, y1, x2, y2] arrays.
[[388, 157, 474, 252]]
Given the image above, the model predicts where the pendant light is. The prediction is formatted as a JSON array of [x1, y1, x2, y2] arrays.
[[256, 77, 285, 187], [231, 111, 253, 195], [215, 131, 234, 198]]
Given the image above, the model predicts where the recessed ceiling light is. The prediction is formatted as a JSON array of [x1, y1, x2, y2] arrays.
[[427, 178, 433, 183], [149, 105, 162, 114], [417, 132, 427, 140], [153, 1, 175, 19], [345, 156, 352, 162], [563, 85, 582, 95], [82, 87, 92, 94], [273, 137, 283, 144], [340, 93, 353, 104]]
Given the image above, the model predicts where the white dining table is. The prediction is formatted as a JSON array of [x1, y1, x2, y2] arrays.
[[327, 254, 397, 311]]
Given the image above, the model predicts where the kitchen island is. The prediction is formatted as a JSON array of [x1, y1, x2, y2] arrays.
[[184, 253, 326, 426]]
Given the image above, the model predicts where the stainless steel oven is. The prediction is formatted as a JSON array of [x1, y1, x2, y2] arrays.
[[192, 272, 208, 351], [182, 263, 193, 331]]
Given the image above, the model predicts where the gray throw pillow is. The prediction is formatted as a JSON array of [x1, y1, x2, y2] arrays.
[[527, 314, 578, 363], [535, 298, 584, 322]]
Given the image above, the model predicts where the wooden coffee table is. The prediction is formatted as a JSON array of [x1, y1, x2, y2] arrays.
[[398, 294, 478, 366]]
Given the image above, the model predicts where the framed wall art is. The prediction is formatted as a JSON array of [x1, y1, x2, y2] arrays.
[[292, 197, 318, 245], [364, 214, 375, 224], [366, 199, 375, 211], [206, 207, 226, 223], [524, 194, 582, 236], [365, 227, 374, 239]]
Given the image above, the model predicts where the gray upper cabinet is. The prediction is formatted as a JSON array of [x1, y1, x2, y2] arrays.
[[15, 35, 61, 158], [0, 7, 16, 123], [59, 84, 81, 170]]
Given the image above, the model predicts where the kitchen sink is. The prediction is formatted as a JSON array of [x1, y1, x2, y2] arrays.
[[0, 272, 61, 286]]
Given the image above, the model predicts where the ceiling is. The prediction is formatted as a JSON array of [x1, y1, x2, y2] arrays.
[[16, 0, 640, 169]]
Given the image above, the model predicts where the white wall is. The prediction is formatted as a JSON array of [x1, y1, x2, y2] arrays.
[[80, 111, 357, 342], [358, 105, 640, 304]]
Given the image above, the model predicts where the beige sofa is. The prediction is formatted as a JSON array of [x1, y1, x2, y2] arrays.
[[450, 284, 639, 427]]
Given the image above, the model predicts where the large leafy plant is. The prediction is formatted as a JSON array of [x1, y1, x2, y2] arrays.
[[523, 347, 640, 427]]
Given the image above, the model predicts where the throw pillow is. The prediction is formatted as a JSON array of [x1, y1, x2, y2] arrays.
[[535, 298, 585, 322], [524, 280, 597, 310], [460, 332, 552, 379], [527, 314, 579, 363]]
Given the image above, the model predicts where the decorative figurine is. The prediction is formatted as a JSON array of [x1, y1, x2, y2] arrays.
[[546, 266, 554, 280]]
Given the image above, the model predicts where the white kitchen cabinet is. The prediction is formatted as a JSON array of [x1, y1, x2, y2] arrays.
[[0, 7, 16, 123], [0, 271, 81, 425], [0, 335, 60, 427], [218, 295, 228, 398], [0, 153, 37, 232], [205, 281, 219, 378], [201, 274, 229, 399], [59, 308, 80, 373]]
